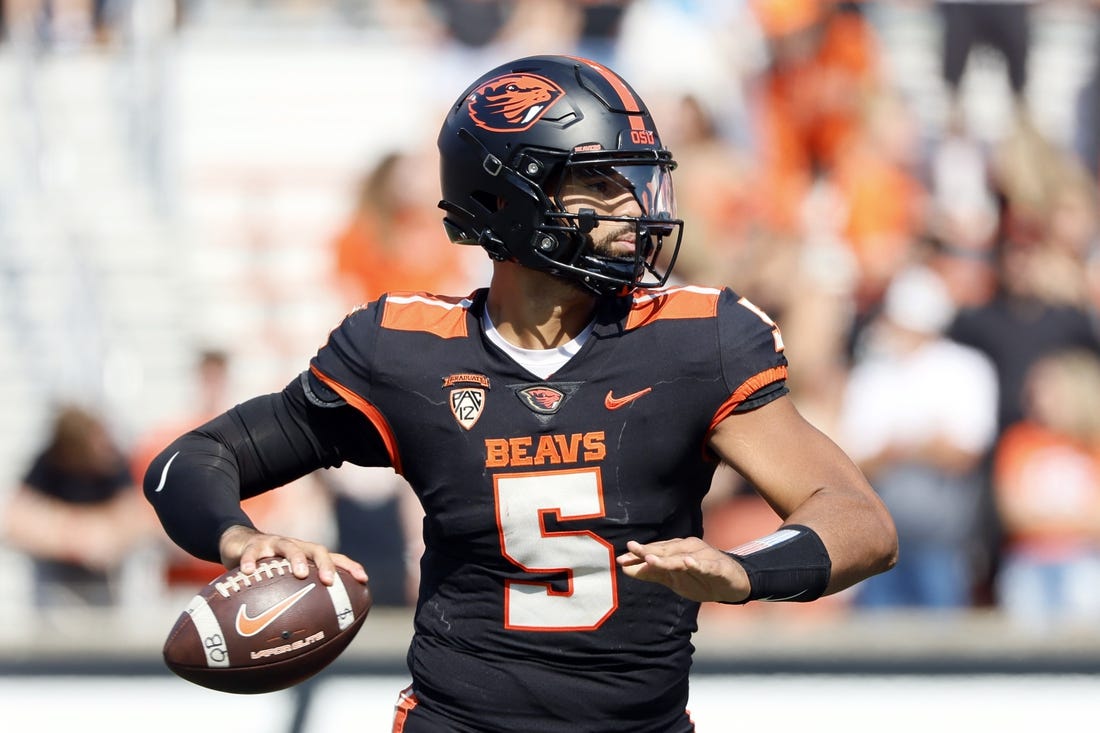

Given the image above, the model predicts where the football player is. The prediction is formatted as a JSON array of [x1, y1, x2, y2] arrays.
[[145, 55, 897, 732]]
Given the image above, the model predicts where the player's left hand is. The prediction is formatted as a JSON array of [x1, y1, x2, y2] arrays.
[[616, 537, 750, 603]]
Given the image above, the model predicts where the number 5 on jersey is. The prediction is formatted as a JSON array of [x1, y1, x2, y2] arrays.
[[495, 468, 618, 631]]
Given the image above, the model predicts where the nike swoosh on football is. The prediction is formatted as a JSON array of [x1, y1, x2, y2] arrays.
[[153, 451, 181, 493], [604, 387, 653, 410], [235, 583, 316, 637]]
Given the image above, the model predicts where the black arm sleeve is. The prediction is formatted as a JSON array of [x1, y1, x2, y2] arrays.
[[143, 371, 390, 562]]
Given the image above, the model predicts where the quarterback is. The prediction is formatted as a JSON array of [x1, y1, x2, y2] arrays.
[[145, 55, 897, 732]]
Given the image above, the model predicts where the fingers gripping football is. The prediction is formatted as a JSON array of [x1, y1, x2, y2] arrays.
[[616, 537, 750, 603], [219, 525, 368, 587]]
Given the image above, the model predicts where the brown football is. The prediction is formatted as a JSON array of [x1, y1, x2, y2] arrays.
[[162, 558, 372, 694]]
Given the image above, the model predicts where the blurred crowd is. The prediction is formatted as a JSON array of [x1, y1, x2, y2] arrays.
[[3, 0, 1100, 637]]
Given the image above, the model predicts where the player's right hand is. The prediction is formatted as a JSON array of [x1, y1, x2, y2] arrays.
[[218, 525, 368, 587]]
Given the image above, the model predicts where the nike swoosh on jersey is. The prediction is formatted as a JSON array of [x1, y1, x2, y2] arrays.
[[604, 387, 653, 410], [235, 583, 316, 637], [153, 451, 181, 493]]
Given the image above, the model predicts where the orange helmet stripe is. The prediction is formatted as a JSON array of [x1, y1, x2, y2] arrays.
[[564, 56, 646, 132]]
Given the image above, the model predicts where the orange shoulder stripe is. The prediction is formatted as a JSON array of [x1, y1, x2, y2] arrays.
[[626, 286, 721, 330], [380, 292, 472, 338], [309, 365, 403, 475], [707, 365, 789, 433]]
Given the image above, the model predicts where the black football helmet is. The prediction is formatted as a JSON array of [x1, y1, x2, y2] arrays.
[[438, 55, 683, 296]]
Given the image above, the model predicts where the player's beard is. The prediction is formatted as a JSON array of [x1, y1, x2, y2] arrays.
[[589, 223, 640, 260]]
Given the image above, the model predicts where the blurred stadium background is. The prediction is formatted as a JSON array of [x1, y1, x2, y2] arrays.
[[2, 1, 1100, 731]]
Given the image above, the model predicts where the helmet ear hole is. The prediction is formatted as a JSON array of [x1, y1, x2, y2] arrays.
[[470, 190, 499, 214]]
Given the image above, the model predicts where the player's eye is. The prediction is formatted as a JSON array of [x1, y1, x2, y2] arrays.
[[586, 172, 632, 196]]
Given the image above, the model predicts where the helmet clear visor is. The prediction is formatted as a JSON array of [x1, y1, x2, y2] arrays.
[[556, 162, 677, 222], [532, 155, 684, 295]]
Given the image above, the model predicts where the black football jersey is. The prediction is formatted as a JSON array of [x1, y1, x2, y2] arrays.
[[310, 285, 788, 732]]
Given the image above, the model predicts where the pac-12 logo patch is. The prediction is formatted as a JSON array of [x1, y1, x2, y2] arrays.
[[444, 373, 491, 430], [467, 73, 564, 133]]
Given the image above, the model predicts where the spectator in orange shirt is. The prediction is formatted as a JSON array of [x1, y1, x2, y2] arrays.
[[748, 0, 881, 233], [829, 90, 928, 311], [993, 349, 1100, 632], [333, 146, 486, 305], [748, 1, 924, 313]]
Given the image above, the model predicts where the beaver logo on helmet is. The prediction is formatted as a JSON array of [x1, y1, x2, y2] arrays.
[[467, 73, 564, 133]]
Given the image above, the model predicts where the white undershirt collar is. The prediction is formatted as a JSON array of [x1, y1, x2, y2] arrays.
[[482, 308, 594, 380]]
